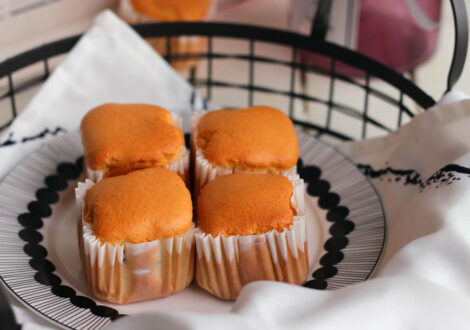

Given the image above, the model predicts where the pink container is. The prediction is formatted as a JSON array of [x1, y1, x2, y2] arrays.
[[299, 0, 442, 75]]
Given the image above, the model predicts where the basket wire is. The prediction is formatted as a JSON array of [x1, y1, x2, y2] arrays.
[[0, 15, 465, 141]]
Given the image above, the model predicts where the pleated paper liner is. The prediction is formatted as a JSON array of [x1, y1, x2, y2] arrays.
[[195, 175, 309, 300], [75, 179, 195, 304], [84, 113, 190, 184], [85, 146, 189, 184], [190, 111, 298, 200]]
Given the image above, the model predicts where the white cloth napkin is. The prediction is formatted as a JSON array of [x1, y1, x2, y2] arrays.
[[2, 10, 470, 330]]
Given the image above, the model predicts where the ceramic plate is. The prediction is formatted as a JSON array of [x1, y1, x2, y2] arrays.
[[0, 126, 385, 329]]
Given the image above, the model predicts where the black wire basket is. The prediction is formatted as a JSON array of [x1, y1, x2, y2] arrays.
[[0, 0, 467, 141]]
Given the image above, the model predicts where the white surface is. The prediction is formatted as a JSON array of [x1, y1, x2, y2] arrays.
[[0, 0, 115, 61]]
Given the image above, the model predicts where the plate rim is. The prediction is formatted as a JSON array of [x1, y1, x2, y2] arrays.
[[296, 128, 386, 289], [317, 136, 387, 281]]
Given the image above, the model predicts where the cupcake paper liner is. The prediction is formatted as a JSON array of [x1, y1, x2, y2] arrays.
[[191, 111, 298, 199], [84, 113, 190, 184], [75, 180, 195, 304], [85, 146, 189, 184], [195, 175, 308, 300]]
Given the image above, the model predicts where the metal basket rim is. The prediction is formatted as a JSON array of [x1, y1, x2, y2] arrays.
[[0, 21, 436, 110]]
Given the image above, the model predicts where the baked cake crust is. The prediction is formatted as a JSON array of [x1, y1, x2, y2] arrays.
[[196, 106, 299, 172], [197, 173, 295, 236], [83, 167, 192, 243], [80, 103, 184, 177], [130, 0, 212, 21]]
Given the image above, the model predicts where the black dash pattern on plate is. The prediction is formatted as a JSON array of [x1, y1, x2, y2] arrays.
[[357, 162, 470, 191], [297, 158, 353, 290], [184, 133, 191, 149], [17, 156, 122, 321], [0, 127, 66, 148]]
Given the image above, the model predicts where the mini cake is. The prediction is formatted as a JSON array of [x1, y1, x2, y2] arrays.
[[80, 103, 189, 182], [75, 167, 194, 304], [118, 0, 213, 70], [195, 173, 308, 300], [192, 106, 299, 197]]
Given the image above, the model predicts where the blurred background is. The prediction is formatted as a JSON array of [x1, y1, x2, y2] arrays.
[[0, 0, 468, 140]]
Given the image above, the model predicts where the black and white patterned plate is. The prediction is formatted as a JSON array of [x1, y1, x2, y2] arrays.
[[0, 128, 385, 329]]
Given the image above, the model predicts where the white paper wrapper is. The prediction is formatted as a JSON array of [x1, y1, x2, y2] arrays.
[[195, 175, 308, 300], [118, 0, 216, 70], [75, 179, 195, 304], [84, 113, 190, 184], [191, 111, 298, 199]]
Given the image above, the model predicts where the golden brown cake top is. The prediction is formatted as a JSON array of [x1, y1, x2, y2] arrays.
[[131, 0, 212, 21], [80, 103, 184, 177], [197, 173, 295, 236], [197, 106, 299, 172], [84, 167, 192, 243]]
